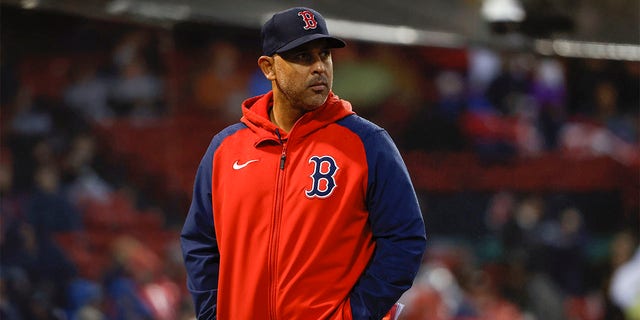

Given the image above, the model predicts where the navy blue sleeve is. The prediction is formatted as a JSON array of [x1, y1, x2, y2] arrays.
[[180, 137, 218, 320], [180, 123, 246, 320], [339, 116, 427, 320]]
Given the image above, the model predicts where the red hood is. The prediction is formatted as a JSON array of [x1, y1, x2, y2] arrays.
[[240, 91, 354, 144]]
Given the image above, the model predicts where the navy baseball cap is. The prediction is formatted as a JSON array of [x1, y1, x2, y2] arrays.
[[261, 7, 346, 56]]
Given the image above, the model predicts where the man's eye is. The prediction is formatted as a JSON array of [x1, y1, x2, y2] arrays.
[[295, 53, 308, 61], [281, 50, 328, 64], [320, 50, 331, 59]]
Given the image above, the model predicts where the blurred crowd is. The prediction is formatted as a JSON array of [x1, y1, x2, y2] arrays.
[[400, 192, 639, 320], [1, 6, 639, 320], [332, 44, 639, 166]]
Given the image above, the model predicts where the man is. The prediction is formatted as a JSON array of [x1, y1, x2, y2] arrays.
[[181, 7, 426, 320]]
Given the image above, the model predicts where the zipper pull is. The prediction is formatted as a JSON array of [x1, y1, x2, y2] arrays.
[[275, 128, 286, 170], [280, 152, 286, 170]]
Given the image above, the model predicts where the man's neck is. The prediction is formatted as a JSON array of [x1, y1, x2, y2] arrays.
[[269, 102, 305, 133]]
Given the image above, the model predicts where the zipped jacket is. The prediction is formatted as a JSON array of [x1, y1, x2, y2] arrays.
[[181, 91, 427, 320]]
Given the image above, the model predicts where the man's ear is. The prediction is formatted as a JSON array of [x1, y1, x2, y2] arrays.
[[258, 56, 276, 81]]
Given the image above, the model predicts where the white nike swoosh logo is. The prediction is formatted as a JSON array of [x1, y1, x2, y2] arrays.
[[233, 159, 259, 170]]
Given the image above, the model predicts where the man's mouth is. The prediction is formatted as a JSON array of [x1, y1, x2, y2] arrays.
[[309, 80, 328, 91]]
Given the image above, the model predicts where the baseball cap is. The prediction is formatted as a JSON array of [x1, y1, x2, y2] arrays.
[[261, 7, 346, 56]]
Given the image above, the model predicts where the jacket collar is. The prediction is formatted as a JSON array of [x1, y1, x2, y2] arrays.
[[240, 91, 354, 146]]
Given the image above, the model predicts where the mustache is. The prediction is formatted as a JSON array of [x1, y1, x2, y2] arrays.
[[308, 76, 329, 86]]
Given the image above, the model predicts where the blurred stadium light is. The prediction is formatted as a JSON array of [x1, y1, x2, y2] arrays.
[[536, 39, 640, 61], [323, 19, 466, 48], [105, 0, 191, 21], [481, 0, 526, 23]]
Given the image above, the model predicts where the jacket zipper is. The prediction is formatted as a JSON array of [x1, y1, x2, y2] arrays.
[[276, 129, 287, 169], [269, 129, 287, 319]]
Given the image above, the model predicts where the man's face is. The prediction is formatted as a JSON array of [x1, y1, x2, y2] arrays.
[[272, 39, 334, 112]]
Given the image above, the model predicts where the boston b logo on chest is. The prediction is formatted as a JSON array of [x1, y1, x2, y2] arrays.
[[305, 155, 338, 198]]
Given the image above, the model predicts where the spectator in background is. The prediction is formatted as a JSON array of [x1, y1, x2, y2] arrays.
[[400, 241, 527, 320], [557, 79, 639, 166], [64, 60, 113, 123], [28, 164, 82, 237], [593, 80, 637, 144], [531, 58, 567, 149], [0, 267, 32, 320], [7, 136, 56, 194], [501, 195, 547, 271], [109, 30, 165, 118], [0, 272, 22, 320], [467, 47, 501, 99], [62, 133, 113, 206], [485, 52, 534, 116], [540, 206, 589, 296], [1, 217, 76, 320], [112, 30, 165, 77], [109, 56, 164, 118], [29, 290, 67, 320], [9, 89, 54, 138], [0, 153, 26, 320], [66, 278, 106, 320], [191, 41, 248, 121], [461, 52, 558, 160], [434, 70, 467, 123], [104, 235, 181, 320], [402, 68, 466, 152], [499, 195, 565, 320], [18, 163, 81, 311], [484, 190, 516, 235]]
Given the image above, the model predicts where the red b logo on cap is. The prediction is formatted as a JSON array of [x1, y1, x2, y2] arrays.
[[298, 10, 318, 30]]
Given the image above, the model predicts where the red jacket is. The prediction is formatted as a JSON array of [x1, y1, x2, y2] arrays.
[[181, 91, 426, 319]]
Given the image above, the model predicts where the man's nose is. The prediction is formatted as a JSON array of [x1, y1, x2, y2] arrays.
[[311, 56, 327, 73]]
